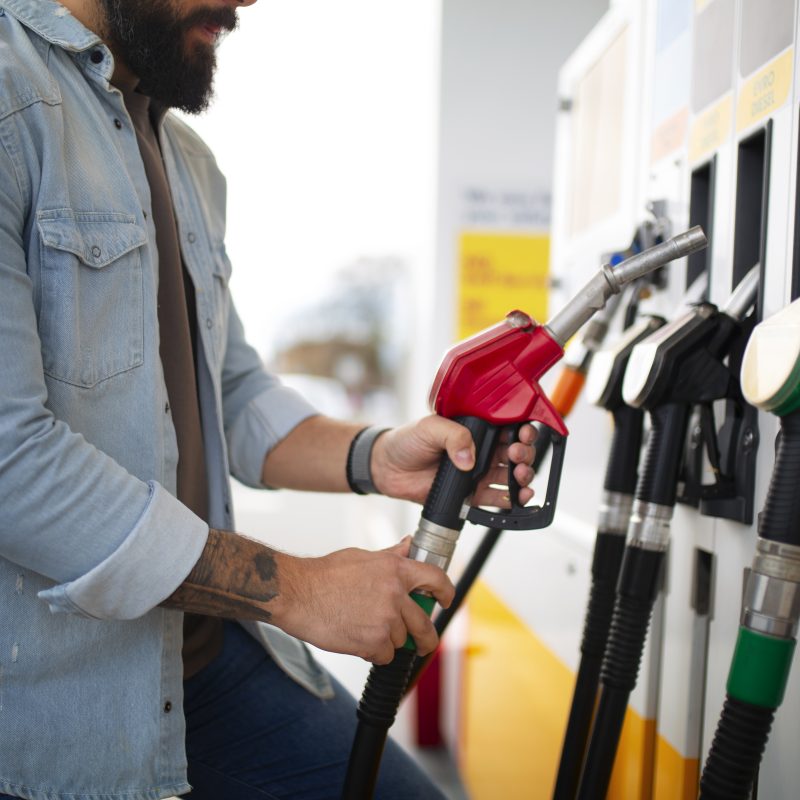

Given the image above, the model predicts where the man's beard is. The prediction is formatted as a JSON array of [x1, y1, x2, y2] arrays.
[[99, 0, 238, 113]]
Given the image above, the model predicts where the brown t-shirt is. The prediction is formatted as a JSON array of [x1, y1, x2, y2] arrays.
[[122, 88, 223, 678]]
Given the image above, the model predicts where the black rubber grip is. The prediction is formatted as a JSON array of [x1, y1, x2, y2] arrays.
[[758, 408, 800, 546], [699, 695, 776, 800], [407, 421, 554, 693], [635, 402, 690, 507], [422, 416, 496, 530], [342, 648, 416, 799], [603, 406, 645, 495]]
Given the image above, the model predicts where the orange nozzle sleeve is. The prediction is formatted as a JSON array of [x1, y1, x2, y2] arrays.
[[549, 366, 586, 417]]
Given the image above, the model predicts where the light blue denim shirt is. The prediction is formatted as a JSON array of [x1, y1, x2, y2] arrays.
[[0, 2, 333, 798]]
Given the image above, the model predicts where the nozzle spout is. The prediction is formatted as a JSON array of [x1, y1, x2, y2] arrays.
[[610, 226, 707, 287], [545, 226, 707, 347]]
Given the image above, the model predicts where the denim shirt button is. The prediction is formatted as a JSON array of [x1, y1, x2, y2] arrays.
[[91, 245, 101, 259], [163, 701, 172, 713], [113, 118, 122, 130], [206, 318, 213, 329], [164, 402, 170, 414], [90, 49, 103, 64], [187, 232, 196, 243]]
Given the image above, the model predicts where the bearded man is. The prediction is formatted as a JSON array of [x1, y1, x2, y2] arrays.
[[0, 1, 536, 798]]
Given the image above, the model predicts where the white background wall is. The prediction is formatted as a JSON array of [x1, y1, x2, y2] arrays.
[[184, 0, 441, 365]]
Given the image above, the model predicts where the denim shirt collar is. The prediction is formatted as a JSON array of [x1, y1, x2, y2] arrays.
[[1, 0, 102, 51]]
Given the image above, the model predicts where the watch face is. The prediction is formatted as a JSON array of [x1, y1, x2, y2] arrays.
[[622, 309, 700, 408], [585, 318, 661, 407], [741, 298, 800, 413]]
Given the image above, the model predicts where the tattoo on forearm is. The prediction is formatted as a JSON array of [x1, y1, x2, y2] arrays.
[[162, 529, 279, 621]]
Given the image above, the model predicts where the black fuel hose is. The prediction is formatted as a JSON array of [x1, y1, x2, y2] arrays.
[[342, 418, 495, 799], [699, 409, 800, 799], [699, 697, 775, 800], [553, 406, 642, 800], [752, 409, 800, 546], [343, 649, 417, 798], [576, 403, 689, 799]]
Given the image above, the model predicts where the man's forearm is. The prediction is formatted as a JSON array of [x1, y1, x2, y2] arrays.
[[162, 528, 281, 621], [261, 415, 363, 491]]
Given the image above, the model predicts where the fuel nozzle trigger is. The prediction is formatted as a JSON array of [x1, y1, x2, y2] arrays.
[[466, 391, 568, 532]]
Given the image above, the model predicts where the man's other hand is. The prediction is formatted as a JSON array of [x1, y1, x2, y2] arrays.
[[273, 537, 454, 664]]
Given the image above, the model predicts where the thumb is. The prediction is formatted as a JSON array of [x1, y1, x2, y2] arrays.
[[386, 536, 412, 557], [422, 415, 476, 472], [444, 425, 476, 472]]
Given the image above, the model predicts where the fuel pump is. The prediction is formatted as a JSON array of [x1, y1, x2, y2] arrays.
[[552, 313, 665, 800], [575, 265, 760, 800], [340, 227, 707, 800], [699, 297, 800, 799]]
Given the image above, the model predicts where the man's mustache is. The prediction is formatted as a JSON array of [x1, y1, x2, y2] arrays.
[[182, 6, 239, 34]]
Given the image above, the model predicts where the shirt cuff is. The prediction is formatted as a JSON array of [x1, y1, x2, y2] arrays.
[[226, 383, 319, 488], [38, 482, 208, 620]]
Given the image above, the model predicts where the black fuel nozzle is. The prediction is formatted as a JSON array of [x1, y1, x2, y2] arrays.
[[576, 266, 760, 800], [553, 315, 664, 800]]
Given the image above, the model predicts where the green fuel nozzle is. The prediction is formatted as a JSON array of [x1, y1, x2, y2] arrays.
[[700, 296, 800, 800]]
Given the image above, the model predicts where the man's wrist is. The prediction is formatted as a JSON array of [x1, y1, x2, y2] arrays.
[[346, 426, 389, 495]]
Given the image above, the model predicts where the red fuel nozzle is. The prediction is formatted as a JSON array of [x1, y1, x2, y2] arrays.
[[429, 311, 568, 434]]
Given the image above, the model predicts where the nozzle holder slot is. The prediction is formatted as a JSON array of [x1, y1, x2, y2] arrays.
[[687, 157, 716, 295], [677, 316, 760, 525], [733, 122, 771, 321]]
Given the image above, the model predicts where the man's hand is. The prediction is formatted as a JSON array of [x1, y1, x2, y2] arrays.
[[273, 537, 454, 664], [369, 415, 537, 506], [164, 530, 453, 664]]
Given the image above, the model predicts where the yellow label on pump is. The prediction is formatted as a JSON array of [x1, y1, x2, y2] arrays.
[[689, 93, 733, 164], [736, 47, 794, 132], [457, 232, 549, 340]]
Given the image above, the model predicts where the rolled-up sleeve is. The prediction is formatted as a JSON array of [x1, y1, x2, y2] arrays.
[[39, 483, 207, 619]]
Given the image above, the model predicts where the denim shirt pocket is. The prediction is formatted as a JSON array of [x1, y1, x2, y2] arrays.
[[37, 210, 147, 388]]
